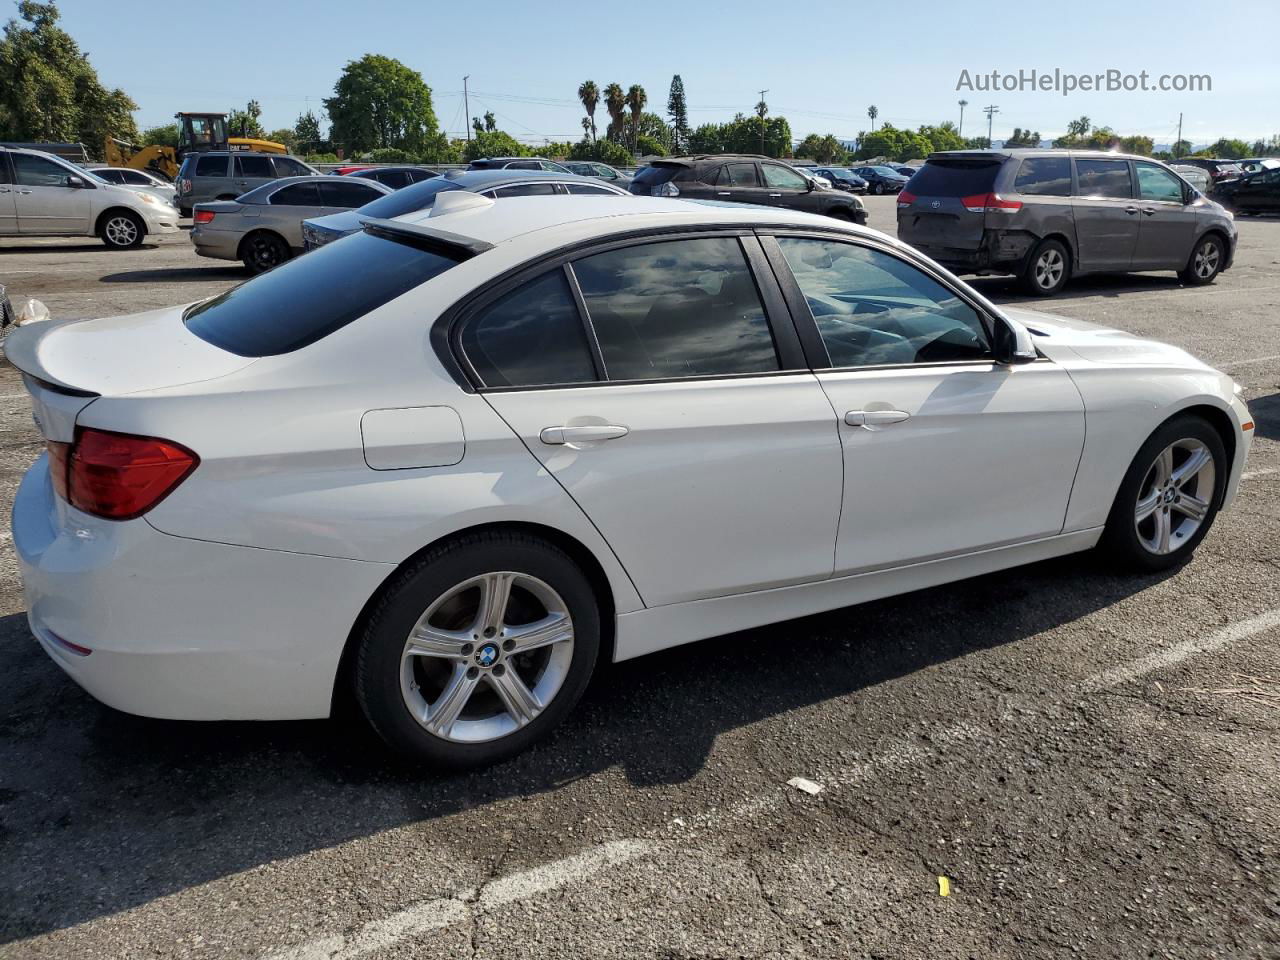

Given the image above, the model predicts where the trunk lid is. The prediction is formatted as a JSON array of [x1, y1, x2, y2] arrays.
[[5, 305, 255, 441], [896, 156, 1004, 248]]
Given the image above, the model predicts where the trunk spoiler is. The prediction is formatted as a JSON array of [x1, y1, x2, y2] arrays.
[[361, 218, 495, 259], [4, 320, 100, 397]]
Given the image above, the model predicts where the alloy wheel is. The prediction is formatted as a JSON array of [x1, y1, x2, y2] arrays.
[[104, 216, 138, 247], [399, 571, 575, 743], [248, 236, 285, 271], [1134, 438, 1216, 555], [1035, 248, 1065, 290], [1193, 240, 1220, 279]]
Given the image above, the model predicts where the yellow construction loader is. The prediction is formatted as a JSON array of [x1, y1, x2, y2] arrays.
[[104, 112, 286, 181]]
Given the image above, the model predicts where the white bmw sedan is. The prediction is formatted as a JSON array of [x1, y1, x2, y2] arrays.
[[9, 194, 1254, 767]]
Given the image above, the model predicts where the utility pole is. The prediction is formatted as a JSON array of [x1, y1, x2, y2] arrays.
[[1176, 112, 1183, 157], [983, 104, 999, 147], [758, 88, 769, 155], [958, 99, 968, 138], [464, 76, 471, 144]]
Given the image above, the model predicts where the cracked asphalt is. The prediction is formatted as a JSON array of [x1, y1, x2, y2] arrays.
[[1, 198, 1278, 959]]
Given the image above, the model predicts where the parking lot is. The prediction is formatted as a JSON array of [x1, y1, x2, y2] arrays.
[[1, 197, 1278, 958]]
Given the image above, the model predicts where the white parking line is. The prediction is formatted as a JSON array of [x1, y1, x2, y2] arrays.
[[261, 839, 655, 960], [1242, 467, 1279, 480], [1225, 353, 1280, 369]]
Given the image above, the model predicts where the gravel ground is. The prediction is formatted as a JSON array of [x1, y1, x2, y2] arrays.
[[1, 200, 1278, 959]]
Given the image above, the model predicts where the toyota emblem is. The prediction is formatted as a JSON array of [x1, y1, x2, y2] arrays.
[[931, 200, 941, 209]]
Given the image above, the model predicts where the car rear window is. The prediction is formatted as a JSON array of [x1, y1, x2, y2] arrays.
[[195, 155, 227, 177], [183, 231, 460, 356], [355, 177, 464, 219], [631, 165, 686, 189], [906, 158, 1001, 196]]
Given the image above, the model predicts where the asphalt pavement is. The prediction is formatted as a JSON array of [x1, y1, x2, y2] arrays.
[[1, 198, 1277, 959]]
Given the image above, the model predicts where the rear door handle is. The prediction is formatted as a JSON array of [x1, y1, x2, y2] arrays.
[[16, 189, 32, 195], [845, 409, 911, 427], [716, 191, 731, 197], [768, 192, 783, 198], [1124, 206, 1139, 215], [1141, 207, 1157, 216], [539, 424, 629, 445]]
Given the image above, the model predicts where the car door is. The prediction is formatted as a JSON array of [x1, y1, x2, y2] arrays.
[[765, 233, 1085, 575], [470, 233, 844, 607], [710, 161, 765, 205], [1071, 157, 1140, 271], [11, 153, 92, 234], [1131, 161, 1199, 270], [761, 162, 817, 212], [263, 181, 325, 248], [233, 154, 276, 195], [0, 153, 17, 234]]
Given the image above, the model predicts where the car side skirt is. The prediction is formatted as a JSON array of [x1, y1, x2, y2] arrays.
[[613, 528, 1102, 661]]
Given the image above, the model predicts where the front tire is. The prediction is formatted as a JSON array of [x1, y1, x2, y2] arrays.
[[1100, 414, 1226, 572], [1019, 238, 1071, 296], [872, 182, 885, 195], [99, 211, 144, 249], [1180, 233, 1224, 285], [354, 533, 601, 768]]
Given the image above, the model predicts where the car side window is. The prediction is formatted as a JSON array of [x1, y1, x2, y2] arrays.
[[460, 270, 597, 388], [715, 162, 759, 187], [1074, 159, 1132, 199], [1013, 157, 1072, 196], [12, 153, 72, 187], [318, 180, 383, 208], [1135, 163, 1184, 203], [195, 155, 227, 177], [270, 182, 322, 206], [564, 183, 617, 195], [491, 182, 558, 197], [572, 237, 780, 381], [122, 170, 149, 184], [235, 155, 275, 178], [777, 237, 991, 368], [274, 158, 311, 177], [762, 164, 807, 189], [508, 160, 539, 170], [96, 170, 122, 183]]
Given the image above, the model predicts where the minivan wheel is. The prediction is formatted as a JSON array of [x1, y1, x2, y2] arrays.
[[1020, 239, 1071, 296], [1100, 414, 1225, 572], [240, 232, 290, 274], [354, 532, 600, 768], [1180, 234, 1224, 285], [99, 211, 144, 249]]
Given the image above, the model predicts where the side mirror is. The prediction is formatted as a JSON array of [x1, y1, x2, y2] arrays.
[[66, 175, 86, 188], [806, 178, 816, 192], [994, 315, 1037, 364]]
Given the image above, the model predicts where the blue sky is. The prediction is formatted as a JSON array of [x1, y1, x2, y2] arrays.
[[45, 0, 1280, 147]]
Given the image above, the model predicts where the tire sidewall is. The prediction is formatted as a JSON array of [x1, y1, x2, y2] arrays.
[[100, 212, 143, 249], [1022, 238, 1070, 296], [1103, 414, 1227, 571], [356, 537, 600, 767], [1184, 234, 1223, 285], [242, 233, 288, 274]]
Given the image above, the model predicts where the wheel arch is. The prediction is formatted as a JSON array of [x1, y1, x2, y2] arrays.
[[94, 206, 147, 237], [1172, 402, 1237, 505], [236, 227, 289, 261], [330, 520, 619, 716]]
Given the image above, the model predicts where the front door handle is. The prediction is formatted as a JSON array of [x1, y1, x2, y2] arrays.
[[1124, 206, 1139, 215], [768, 192, 783, 198], [845, 409, 911, 427], [539, 424, 629, 445], [716, 191, 731, 197], [16, 189, 33, 195]]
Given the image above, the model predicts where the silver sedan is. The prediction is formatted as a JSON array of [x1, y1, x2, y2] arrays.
[[191, 176, 393, 273]]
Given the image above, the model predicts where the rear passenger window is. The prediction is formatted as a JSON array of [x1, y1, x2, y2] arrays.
[[274, 158, 312, 177], [1014, 157, 1072, 196], [491, 183, 558, 197], [318, 180, 383, 207], [564, 183, 616, 195], [573, 237, 779, 381], [235, 155, 276, 178], [1075, 159, 1132, 199], [460, 270, 597, 387], [195, 155, 228, 177], [270, 183, 322, 205], [778, 237, 991, 367], [715, 163, 759, 187]]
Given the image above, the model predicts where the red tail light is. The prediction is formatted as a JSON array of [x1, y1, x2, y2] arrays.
[[961, 192, 1022, 213], [896, 190, 917, 207], [48, 429, 199, 520], [193, 209, 216, 224]]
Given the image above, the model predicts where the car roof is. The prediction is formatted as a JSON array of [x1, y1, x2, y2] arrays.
[[926, 148, 1174, 163], [350, 165, 433, 174], [239, 175, 393, 202], [430, 168, 620, 188], [387, 195, 887, 250]]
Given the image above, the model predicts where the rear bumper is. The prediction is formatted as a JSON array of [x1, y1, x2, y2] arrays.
[[189, 226, 240, 261], [899, 227, 1037, 275], [13, 456, 393, 721]]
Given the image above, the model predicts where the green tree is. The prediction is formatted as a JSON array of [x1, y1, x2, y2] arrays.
[[226, 99, 264, 139], [1118, 134, 1153, 156], [917, 122, 965, 152], [568, 136, 631, 166], [687, 114, 792, 158], [0, 1, 138, 157], [578, 80, 599, 143], [325, 54, 440, 155], [482, 111, 496, 132], [603, 83, 626, 142], [1004, 127, 1041, 148], [463, 128, 526, 162], [866, 104, 878, 131], [1066, 116, 1091, 138], [294, 110, 325, 151], [268, 127, 298, 153], [795, 133, 848, 164], [140, 123, 179, 147], [1171, 138, 1193, 158], [1206, 137, 1250, 158], [667, 74, 689, 152], [625, 84, 647, 154]]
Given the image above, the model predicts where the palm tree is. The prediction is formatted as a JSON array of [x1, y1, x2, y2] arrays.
[[626, 84, 647, 155], [604, 83, 626, 142], [581, 116, 592, 139], [957, 99, 968, 138], [578, 80, 599, 143], [867, 105, 878, 131]]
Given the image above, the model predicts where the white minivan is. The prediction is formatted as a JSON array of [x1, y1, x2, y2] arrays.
[[0, 146, 179, 249]]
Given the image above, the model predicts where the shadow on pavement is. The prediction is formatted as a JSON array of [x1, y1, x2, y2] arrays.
[[0, 552, 1174, 941], [99, 266, 245, 283], [1246, 392, 1280, 441]]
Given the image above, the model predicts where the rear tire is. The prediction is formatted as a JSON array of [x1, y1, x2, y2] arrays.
[[240, 231, 290, 274], [1180, 233, 1224, 285], [354, 532, 600, 768], [1019, 238, 1071, 296], [99, 211, 144, 249], [872, 182, 885, 195], [1100, 414, 1226, 572]]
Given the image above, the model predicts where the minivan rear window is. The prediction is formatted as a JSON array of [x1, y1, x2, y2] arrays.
[[631, 165, 685, 190], [183, 231, 460, 356], [906, 158, 1000, 196]]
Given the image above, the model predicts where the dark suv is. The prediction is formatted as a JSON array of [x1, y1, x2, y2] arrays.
[[630, 155, 867, 224], [897, 149, 1237, 296]]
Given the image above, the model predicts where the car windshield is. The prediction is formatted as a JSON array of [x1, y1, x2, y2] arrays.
[[352, 177, 466, 219], [870, 166, 901, 176], [184, 231, 462, 356]]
